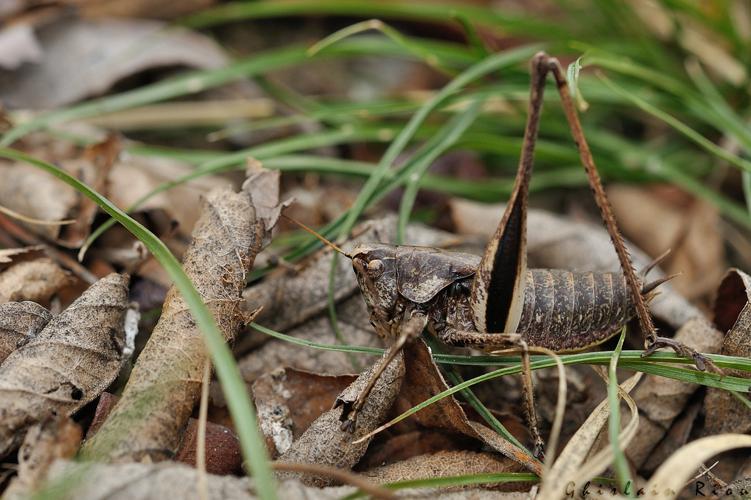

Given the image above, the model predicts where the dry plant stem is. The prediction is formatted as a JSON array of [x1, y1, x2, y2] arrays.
[[272, 462, 396, 500], [197, 362, 210, 500], [81, 186, 266, 461]]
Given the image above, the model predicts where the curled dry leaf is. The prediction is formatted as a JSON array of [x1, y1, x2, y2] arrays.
[[0, 301, 51, 363], [0, 245, 44, 269], [277, 349, 405, 487], [704, 268, 751, 436], [253, 367, 355, 457], [449, 199, 702, 329], [644, 434, 751, 499], [82, 170, 284, 462], [0, 273, 128, 459], [3, 416, 82, 500], [0, 257, 70, 304], [627, 316, 723, 468]]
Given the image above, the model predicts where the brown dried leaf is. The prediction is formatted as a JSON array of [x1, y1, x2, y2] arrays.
[[3, 416, 82, 499], [0, 301, 51, 363], [107, 153, 232, 238], [0, 18, 230, 109], [400, 340, 542, 475], [449, 199, 702, 328], [704, 268, 751, 436], [0, 257, 71, 304], [608, 185, 726, 300], [362, 450, 526, 491], [0, 245, 44, 270], [253, 367, 355, 457], [0, 135, 119, 247], [42, 460, 359, 500], [277, 350, 405, 487], [627, 316, 723, 468], [82, 174, 281, 462], [0, 273, 129, 459]]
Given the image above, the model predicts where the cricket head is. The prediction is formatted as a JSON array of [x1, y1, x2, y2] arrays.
[[351, 243, 399, 334]]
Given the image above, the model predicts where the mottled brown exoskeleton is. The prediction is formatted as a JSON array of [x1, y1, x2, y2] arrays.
[[302, 52, 716, 459]]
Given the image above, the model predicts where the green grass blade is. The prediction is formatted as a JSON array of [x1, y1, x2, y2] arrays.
[[0, 148, 277, 499], [608, 328, 633, 496], [396, 97, 485, 243], [338, 44, 540, 240]]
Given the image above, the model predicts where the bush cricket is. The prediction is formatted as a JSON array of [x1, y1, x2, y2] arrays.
[[290, 52, 716, 459]]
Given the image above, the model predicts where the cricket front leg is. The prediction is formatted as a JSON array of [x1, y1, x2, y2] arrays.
[[437, 327, 545, 459], [339, 310, 428, 432]]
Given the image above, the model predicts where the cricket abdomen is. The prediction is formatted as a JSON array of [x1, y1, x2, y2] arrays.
[[517, 269, 633, 351]]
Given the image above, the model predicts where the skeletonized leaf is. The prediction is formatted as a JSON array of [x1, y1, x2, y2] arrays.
[[0, 301, 51, 363], [0, 273, 128, 459], [644, 434, 751, 499]]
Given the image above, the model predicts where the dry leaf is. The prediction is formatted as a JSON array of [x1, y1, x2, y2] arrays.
[[82, 171, 283, 462], [3, 416, 82, 500], [253, 367, 355, 457], [396, 340, 541, 475], [107, 153, 232, 238], [0, 18, 230, 109], [704, 268, 751, 436], [0, 135, 119, 247], [608, 185, 726, 300], [0, 301, 51, 363], [277, 350, 405, 487], [0, 258, 70, 304], [41, 460, 358, 500], [363, 450, 529, 492], [0, 273, 128, 459]]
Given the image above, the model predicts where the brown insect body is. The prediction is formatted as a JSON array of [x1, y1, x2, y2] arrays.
[[352, 243, 637, 352]]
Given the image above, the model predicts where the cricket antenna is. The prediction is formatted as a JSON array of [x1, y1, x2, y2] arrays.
[[281, 213, 352, 258]]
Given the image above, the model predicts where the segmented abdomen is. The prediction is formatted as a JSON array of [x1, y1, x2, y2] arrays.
[[517, 269, 634, 351]]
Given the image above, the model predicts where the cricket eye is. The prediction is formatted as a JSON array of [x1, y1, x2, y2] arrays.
[[367, 259, 384, 276]]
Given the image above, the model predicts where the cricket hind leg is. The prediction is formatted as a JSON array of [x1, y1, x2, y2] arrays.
[[338, 310, 428, 432], [540, 53, 718, 373], [438, 328, 545, 459]]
